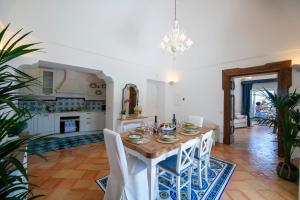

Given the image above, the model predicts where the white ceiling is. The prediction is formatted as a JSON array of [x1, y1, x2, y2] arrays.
[[1, 0, 300, 70]]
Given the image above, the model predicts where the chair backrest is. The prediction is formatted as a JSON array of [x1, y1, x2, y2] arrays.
[[197, 130, 213, 158], [103, 128, 128, 189], [176, 138, 199, 174], [188, 115, 204, 127]]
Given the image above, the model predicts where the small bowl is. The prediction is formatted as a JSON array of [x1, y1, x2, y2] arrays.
[[135, 127, 145, 133], [161, 125, 175, 132]]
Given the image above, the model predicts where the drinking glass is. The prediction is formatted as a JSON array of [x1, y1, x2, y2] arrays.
[[176, 120, 182, 131]]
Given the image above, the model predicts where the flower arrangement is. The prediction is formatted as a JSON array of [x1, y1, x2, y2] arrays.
[[120, 109, 127, 119], [120, 109, 126, 115], [134, 106, 142, 115]]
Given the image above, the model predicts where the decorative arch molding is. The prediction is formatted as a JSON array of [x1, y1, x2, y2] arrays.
[[222, 60, 292, 155]]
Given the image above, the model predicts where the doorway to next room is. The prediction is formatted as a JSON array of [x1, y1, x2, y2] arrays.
[[232, 74, 278, 151], [222, 60, 292, 157]]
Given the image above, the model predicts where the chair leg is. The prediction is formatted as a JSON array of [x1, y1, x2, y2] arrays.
[[188, 167, 192, 200], [207, 154, 211, 168], [205, 165, 208, 182], [198, 160, 202, 188], [176, 176, 181, 200], [156, 167, 160, 199]]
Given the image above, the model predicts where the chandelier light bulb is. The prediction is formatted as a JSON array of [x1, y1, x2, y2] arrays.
[[163, 36, 170, 43]]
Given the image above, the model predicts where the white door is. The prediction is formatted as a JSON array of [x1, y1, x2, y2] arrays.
[[146, 80, 165, 123]]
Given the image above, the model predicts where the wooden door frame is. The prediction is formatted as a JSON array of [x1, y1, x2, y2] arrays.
[[222, 60, 292, 149]]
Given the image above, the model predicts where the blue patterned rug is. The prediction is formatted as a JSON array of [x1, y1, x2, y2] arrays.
[[96, 157, 235, 200], [27, 133, 104, 155]]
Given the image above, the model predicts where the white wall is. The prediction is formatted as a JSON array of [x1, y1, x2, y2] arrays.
[[163, 0, 300, 143], [1, 0, 300, 140], [0, 0, 171, 131], [234, 78, 242, 114]]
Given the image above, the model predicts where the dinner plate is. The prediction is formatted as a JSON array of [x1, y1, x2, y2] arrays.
[[160, 134, 177, 141], [128, 138, 150, 144], [180, 131, 200, 136], [156, 138, 179, 144], [156, 135, 181, 144], [182, 128, 198, 132]]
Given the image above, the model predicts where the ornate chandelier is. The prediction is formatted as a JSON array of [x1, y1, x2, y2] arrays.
[[160, 0, 193, 56]]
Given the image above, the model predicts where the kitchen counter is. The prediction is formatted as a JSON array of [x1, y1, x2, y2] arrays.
[[25, 111, 105, 135]]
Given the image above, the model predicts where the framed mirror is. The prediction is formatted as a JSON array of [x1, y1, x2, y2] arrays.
[[122, 84, 139, 115]]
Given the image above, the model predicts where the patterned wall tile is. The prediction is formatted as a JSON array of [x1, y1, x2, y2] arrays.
[[18, 98, 105, 113]]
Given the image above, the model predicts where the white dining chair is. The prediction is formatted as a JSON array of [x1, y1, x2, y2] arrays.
[[103, 129, 149, 200], [194, 130, 213, 188], [188, 115, 204, 127], [207, 136, 214, 168], [156, 138, 199, 200]]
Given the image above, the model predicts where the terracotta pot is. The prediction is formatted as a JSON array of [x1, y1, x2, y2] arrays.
[[276, 161, 299, 182]]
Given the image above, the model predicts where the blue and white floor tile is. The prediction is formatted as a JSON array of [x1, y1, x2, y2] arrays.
[[96, 157, 236, 200]]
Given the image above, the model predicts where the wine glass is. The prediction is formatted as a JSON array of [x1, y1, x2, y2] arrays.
[[145, 124, 153, 138]]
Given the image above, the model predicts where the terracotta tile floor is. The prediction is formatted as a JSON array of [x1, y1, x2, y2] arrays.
[[29, 126, 298, 200]]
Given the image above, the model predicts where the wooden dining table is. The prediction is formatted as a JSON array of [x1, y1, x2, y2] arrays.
[[121, 127, 212, 200]]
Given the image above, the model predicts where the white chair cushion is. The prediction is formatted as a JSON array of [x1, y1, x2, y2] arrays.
[[103, 129, 149, 200]]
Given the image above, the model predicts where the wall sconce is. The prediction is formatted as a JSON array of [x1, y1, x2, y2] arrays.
[[293, 64, 300, 72], [168, 81, 176, 86]]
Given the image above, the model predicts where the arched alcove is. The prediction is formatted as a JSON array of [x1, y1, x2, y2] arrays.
[[18, 60, 114, 130]]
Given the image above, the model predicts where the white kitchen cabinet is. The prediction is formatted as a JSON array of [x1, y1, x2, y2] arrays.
[[26, 111, 104, 134], [24, 116, 37, 135], [25, 114, 55, 134], [54, 114, 60, 133], [36, 114, 55, 134], [80, 112, 104, 132], [20, 68, 58, 97]]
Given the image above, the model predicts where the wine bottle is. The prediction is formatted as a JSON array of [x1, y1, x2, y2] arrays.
[[153, 115, 158, 133], [172, 114, 176, 130]]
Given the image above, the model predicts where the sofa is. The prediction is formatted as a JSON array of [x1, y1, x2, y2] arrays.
[[234, 113, 248, 128]]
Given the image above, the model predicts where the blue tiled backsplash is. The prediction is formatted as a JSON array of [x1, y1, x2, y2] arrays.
[[18, 98, 105, 113]]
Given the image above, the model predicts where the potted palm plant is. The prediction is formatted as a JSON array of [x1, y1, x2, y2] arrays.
[[260, 89, 300, 181], [0, 24, 47, 199]]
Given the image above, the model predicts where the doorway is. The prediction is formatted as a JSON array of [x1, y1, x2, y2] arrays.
[[222, 60, 292, 154], [146, 80, 166, 123]]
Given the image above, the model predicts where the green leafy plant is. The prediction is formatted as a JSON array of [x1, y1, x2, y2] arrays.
[[258, 89, 300, 181], [0, 24, 46, 199]]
